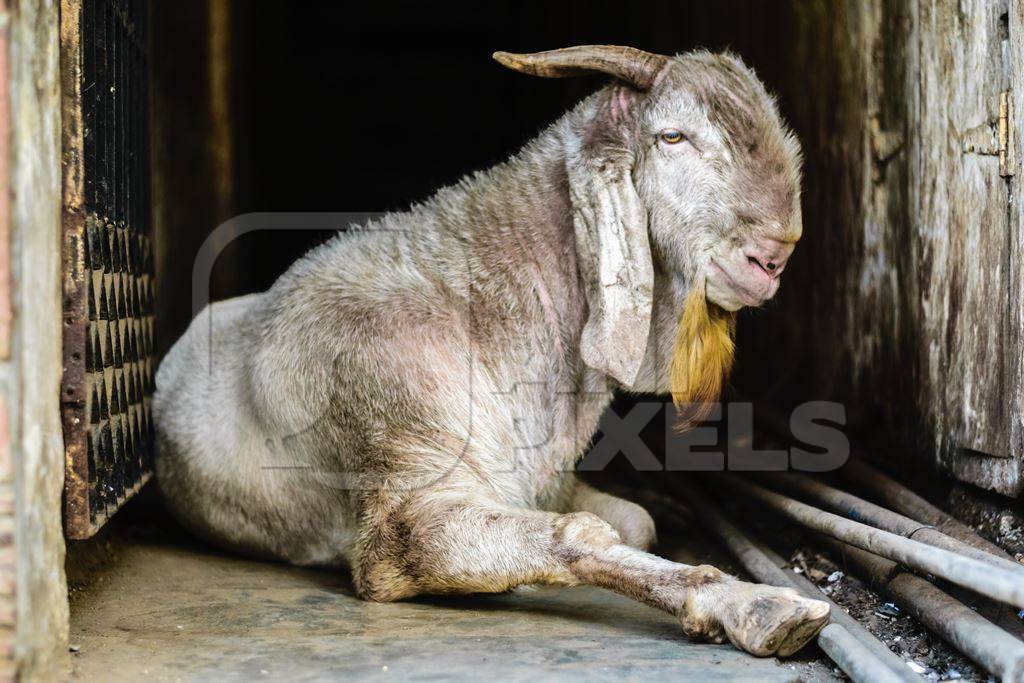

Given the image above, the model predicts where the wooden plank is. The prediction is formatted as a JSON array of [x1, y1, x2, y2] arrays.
[[9, 0, 71, 675], [853, 0, 919, 463], [0, 0, 10, 364], [0, 19, 14, 653]]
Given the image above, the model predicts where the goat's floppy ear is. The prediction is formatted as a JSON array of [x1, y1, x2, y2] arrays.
[[495, 45, 668, 386], [565, 91, 654, 387]]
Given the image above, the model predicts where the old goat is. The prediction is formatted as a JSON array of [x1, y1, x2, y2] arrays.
[[154, 46, 829, 657]]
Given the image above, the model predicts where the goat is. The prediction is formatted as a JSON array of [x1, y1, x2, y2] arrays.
[[154, 46, 829, 657]]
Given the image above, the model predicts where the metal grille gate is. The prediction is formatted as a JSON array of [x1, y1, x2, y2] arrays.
[[60, 0, 154, 539]]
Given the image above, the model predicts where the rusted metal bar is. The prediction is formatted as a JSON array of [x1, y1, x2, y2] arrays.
[[759, 472, 1024, 576], [60, 0, 156, 539], [751, 406, 1009, 558], [674, 483, 917, 683], [750, 540, 918, 681], [841, 458, 1009, 558], [817, 623, 909, 683], [822, 537, 1024, 682], [716, 476, 1024, 609]]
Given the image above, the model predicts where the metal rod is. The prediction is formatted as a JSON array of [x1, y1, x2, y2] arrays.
[[759, 472, 1024, 576], [716, 476, 1024, 609], [748, 406, 1007, 559], [841, 458, 1009, 558], [822, 536, 1024, 683], [749, 539, 917, 681], [673, 483, 917, 683], [817, 624, 910, 683]]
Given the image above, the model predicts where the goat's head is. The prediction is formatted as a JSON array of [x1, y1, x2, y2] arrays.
[[496, 46, 802, 409]]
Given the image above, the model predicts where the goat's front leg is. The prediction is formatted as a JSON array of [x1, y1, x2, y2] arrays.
[[358, 502, 829, 657]]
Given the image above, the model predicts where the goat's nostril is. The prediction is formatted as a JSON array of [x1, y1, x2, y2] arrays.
[[747, 255, 769, 275], [766, 262, 776, 271]]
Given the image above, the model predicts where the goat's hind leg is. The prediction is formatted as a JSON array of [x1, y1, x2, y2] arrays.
[[569, 479, 657, 550], [362, 501, 829, 657]]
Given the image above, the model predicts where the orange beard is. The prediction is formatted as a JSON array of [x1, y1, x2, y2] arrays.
[[669, 286, 736, 430]]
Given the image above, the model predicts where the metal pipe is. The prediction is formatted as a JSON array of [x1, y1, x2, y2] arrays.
[[751, 539, 919, 682], [673, 483, 918, 682], [822, 536, 1024, 683], [817, 624, 910, 683], [747, 406, 1006, 559], [716, 476, 1024, 609], [759, 472, 1024, 576], [841, 458, 1009, 558]]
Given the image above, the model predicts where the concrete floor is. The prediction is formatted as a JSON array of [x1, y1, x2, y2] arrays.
[[67, 514, 840, 682]]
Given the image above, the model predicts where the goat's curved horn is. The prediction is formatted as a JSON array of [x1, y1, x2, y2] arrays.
[[493, 45, 669, 90]]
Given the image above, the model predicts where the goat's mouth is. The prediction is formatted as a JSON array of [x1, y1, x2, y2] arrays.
[[707, 258, 779, 310]]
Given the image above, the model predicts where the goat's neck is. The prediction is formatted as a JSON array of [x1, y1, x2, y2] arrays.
[[420, 124, 588, 371], [628, 266, 694, 395]]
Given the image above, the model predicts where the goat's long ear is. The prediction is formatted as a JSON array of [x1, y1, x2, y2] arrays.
[[495, 45, 667, 386], [565, 93, 654, 387]]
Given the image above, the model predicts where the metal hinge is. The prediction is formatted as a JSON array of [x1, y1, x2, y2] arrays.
[[998, 90, 1014, 177], [960, 90, 1015, 177]]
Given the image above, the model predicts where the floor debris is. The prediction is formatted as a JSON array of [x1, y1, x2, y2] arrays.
[[788, 547, 987, 682]]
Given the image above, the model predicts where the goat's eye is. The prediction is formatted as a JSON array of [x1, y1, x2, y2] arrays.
[[660, 129, 686, 144]]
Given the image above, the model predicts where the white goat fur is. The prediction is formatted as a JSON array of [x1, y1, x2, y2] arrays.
[[154, 48, 826, 657]]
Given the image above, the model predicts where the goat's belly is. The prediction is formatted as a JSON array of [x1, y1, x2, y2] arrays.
[[153, 294, 359, 568]]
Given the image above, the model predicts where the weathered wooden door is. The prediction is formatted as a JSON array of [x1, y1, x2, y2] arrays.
[[917, 0, 1022, 493]]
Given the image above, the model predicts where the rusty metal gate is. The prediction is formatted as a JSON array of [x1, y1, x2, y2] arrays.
[[60, 0, 154, 539]]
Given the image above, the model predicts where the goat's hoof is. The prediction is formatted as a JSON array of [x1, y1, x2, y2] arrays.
[[720, 585, 830, 657]]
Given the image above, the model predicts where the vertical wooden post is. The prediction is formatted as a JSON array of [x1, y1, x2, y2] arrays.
[[8, 0, 70, 677], [0, 5, 15, 670]]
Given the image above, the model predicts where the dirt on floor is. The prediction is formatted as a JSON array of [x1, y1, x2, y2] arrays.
[[948, 485, 1024, 561], [784, 547, 985, 682]]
